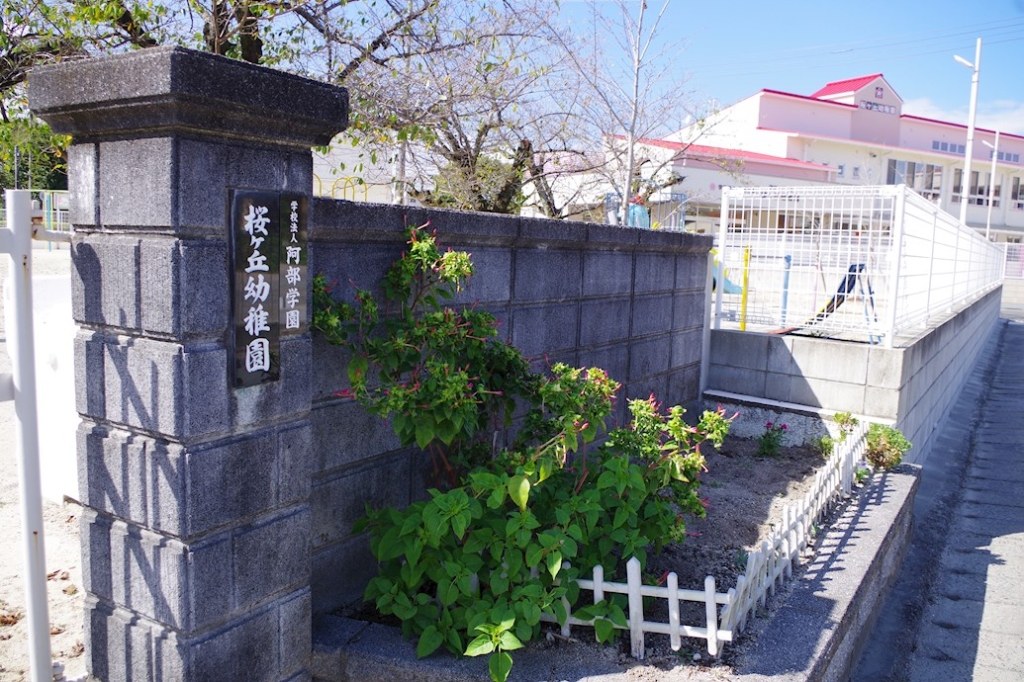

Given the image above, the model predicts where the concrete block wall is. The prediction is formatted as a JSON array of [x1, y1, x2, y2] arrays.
[[30, 47, 347, 682], [29, 45, 714, 681], [895, 288, 1001, 463], [706, 287, 1002, 464], [306, 200, 712, 612]]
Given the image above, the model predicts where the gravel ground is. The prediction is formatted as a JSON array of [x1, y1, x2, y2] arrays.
[[0, 246, 86, 682]]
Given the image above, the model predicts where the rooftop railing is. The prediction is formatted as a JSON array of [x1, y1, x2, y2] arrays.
[[712, 185, 1003, 347]]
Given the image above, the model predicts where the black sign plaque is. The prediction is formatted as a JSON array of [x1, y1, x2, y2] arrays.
[[231, 190, 282, 387], [279, 193, 309, 335]]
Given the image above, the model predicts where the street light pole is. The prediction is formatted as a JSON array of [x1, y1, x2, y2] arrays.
[[954, 38, 982, 227], [982, 130, 1000, 240]]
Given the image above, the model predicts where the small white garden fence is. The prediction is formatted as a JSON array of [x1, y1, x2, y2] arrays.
[[542, 420, 869, 658]]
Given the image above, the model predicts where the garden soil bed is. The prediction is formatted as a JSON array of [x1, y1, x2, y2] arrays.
[[344, 433, 846, 677]]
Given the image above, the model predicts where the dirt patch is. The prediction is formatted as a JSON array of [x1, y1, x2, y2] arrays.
[[650, 435, 824, 594]]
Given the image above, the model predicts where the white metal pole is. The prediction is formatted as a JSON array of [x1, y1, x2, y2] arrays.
[[983, 131, 999, 240], [883, 186, 906, 348], [956, 38, 981, 227], [3, 189, 52, 682], [714, 189, 731, 330]]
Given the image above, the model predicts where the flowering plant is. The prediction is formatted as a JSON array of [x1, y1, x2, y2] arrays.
[[757, 421, 787, 457], [314, 226, 734, 682]]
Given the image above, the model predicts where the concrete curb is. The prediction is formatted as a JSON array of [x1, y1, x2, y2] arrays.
[[311, 466, 920, 682], [733, 465, 921, 682]]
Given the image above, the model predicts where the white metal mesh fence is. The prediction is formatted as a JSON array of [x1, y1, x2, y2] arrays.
[[713, 185, 1003, 346], [0, 190, 70, 232]]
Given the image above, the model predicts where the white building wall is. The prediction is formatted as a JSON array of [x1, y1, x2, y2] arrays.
[[759, 94, 854, 141]]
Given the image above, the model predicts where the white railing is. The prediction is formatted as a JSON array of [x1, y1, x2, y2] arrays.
[[712, 185, 1004, 346], [1004, 243, 1024, 279], [542, 421, 869, 658]]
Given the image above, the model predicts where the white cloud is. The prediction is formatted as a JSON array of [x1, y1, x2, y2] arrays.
[[903, 97, 1024, 136]]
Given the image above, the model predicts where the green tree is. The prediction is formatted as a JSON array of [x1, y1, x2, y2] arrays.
[[0, 113, 68, 189], [521, 0, 717, 221]]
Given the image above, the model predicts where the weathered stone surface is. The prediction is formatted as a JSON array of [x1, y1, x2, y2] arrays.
[[29, 46, 348, 148]]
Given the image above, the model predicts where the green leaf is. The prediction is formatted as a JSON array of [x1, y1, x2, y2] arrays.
[[490, 571, 509, 595], [594, 618, 616, 643], [415, 421, 435, 449], [438, 578, 459, 607], [508, 475, 530, 512], [347, 355, 367, 385], [545, 550, 562, 580], [488, 651, 514, 682], [552, 599, 568, 626], [451, 511, 469, 540], [416, 625, 445, 658], [497, 631, 524, 651], [465, 634, 495, 657], [446, 627, 464, 656], [487, 486, 506, 509], [596, 470, 617, 490], [525, 543, 543, 568], [392, 592, 416, 620]]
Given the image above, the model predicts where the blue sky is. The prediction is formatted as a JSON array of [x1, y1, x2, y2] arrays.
[[562, 0, 1024, 135]]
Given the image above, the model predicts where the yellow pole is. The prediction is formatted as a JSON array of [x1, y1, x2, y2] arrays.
[[740, 247, 751, 331]]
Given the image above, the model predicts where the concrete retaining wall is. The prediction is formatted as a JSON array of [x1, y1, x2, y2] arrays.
[[307, 202, 712, 613], [706, 287, 1002, 464]]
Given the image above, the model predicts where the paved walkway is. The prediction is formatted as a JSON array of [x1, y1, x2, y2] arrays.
[[854, 319, 1024, 681]]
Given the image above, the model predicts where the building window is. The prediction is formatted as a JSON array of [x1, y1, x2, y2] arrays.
[[954, 169, 1001, 206], [887, 159, 942, 200], [1013, 177, 1024, 210], [837, 164, 845, 177], [875, 86, 884, 99], [852, 166, 861, 179], [992, 150, 1022, 164]]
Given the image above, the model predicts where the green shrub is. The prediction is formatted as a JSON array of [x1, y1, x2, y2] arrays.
[[812, 435, 835, 459], [314, 226, 733, 681], [833, 412, 858, 439], [757, 421, 786, 457], [865, 423, 911, 470]]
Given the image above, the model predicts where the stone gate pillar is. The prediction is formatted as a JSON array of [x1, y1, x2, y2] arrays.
[[29, 47, 347, 681]]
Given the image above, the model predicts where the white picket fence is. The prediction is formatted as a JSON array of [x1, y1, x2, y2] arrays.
[[543, 420, 870, 657]]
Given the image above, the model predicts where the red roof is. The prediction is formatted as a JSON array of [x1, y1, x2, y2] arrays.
[[624, 136, 834, 171], [811, 74, 883, 99]]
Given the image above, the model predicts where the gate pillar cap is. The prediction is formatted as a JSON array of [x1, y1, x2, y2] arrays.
[[29, 46, 348, 148]]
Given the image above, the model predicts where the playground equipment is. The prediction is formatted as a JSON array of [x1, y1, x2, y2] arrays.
[[772, 263, 880, 343]]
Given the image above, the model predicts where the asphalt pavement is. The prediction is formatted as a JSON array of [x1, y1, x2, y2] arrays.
[[853, 317, 1024, 681]]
